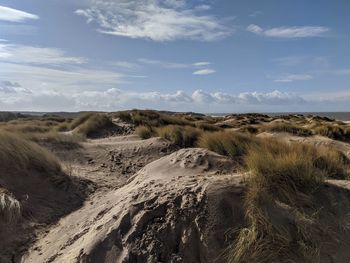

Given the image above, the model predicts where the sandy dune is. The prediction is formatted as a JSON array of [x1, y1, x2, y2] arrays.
[[22, 148, 244, 263]]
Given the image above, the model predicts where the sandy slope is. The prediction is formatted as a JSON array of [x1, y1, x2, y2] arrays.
[[21, 148, 244, 263]]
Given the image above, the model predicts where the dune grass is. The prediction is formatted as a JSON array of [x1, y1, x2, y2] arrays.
[[261, 122, 313, 137], [156, 125, 202, 147], [195, 121, 222, 132], [312, 123, 350, 141], [0, 131, 62, 175], [114, 110, 195, 127], [76, 113, 113, 137], [135, 125, 153, 139], [197, 131, 259, 162], [227, 138, 350, 263], [0, 190, 21, 223], [70, 113, 96, 130]]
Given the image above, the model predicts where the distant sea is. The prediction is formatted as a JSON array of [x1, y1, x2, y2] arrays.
[[210, 112, 350, 122]]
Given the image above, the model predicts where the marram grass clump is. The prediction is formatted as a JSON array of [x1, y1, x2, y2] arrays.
[[228, 139, 350, 263]]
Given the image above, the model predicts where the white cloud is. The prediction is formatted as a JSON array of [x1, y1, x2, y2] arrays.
[[75, 0, 231, 41], [138, 58, 188, 69], [247, 24, 329, 38], [193, 61, 211, 67], [0, 43, 86, 65], [0, 85, 306, 111], [274, 74, 313, 82], [193, 69, 216, 75], [138, 58, 213, 71], [0, 6, 39, 22]]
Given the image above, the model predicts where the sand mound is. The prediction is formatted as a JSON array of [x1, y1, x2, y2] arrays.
[[22, 148, 245, 263]]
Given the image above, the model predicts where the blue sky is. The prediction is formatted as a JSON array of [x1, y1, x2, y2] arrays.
[[0, 0, 349, 112]]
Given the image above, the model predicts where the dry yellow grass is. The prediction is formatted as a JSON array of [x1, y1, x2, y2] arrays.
[[76, 113, 113, 137], [228, 139, 350, 263], [156, 125, 202, 147], [0, 131, 62, 176], [135, 125, 152, 139], [197, 131, 259, 161], [0, 189, 21, 223], [261, 122, 313, 136]]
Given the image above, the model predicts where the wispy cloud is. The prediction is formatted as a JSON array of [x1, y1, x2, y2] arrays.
[[192, 61, 211, 67], [249, 11, 262, 17], [193, 69, 216, 75], [138, 58, 188, 69], [75, 0, 231, 41], [274, 74, 313, 82], [0, 6, 39, 22], [0, 43, 86, 65], [273, 56, 330, 67], [138, 58, 213, 71], [247, 24, 330, 38]]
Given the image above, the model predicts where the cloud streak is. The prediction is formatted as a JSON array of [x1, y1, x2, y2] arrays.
[[0, 43, 86, 65], [0, 6, 39, 22], [193, 69, 216, 75], [247, 24, 329, 38], [274, 74, 313, 82], [75, 0, 231, 41]]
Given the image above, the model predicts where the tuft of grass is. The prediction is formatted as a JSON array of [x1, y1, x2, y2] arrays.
[[136, 125, 152, 139], [261, 122, 313, 137], [0, 190, 21, 223], [25, 131, 84, 149], [312, 123, 350, 141], [156, 125, 202, 147], [238, 125, 258, 134], [228, 139, 350, 263], [195, 122, 222, 132], [69, 113, 95, 130], [76, 114, 113, 138], [0, 131, 62, 176], [197, 131, 258, 161], [115, 110, 194, 127]]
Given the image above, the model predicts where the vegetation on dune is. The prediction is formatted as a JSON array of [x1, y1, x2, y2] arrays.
[[311, 123, 350, 141], [0, 131, 62, 175], [156, 125, 202, 147], [0, 189, 21, 223], [197, 131, 259, 161], [69, 112, 96, 130], [261, 122, 313, 137], [76, 113, 113, 137], [194, 121, 222, 132], [25, 131, 84, 149], [227, 138, 350, 263], [130, 110, 193, 127], [136, 125, 153, 139]]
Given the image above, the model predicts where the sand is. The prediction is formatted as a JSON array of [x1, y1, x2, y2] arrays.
[[21, 147, 245, 263]]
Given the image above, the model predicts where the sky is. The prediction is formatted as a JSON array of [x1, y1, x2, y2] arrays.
[[0, 0, 349, 113]]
